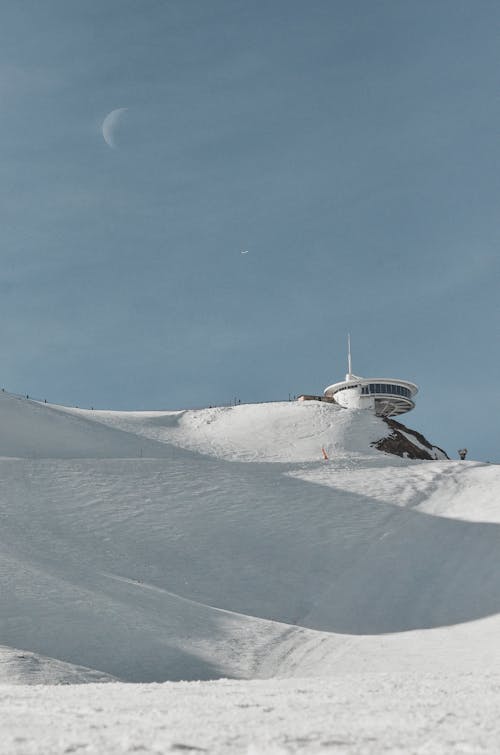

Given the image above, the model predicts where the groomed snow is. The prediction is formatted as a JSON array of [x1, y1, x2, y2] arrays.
[[0, 390, 499, 752]]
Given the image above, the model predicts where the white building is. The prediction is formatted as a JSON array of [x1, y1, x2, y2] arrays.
[[323, 338, 418, 418]]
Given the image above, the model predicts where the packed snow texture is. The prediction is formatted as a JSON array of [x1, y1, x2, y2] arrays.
[[0, 391, 499, 753], [62, 400, 390, 462], [3, 674, 500, 754]]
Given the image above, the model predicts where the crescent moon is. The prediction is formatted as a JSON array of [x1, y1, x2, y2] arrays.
[[102, 108, 128, 149]]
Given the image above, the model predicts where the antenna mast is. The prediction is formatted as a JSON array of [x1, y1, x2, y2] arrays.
[[347, 333, 352, 378]]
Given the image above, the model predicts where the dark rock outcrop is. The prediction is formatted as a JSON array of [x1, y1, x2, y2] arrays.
[[373, 417, 448, 460]]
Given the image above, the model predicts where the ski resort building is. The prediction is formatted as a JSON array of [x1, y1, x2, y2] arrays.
[[299, 338, 418, 418]]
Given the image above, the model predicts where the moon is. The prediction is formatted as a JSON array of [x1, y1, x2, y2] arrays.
[[102, 108, 128, 149]]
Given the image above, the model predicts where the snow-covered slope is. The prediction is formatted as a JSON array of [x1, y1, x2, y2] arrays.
[[0, 646, 116, 685], [61, 400, 388, 462], [0, 392, 173, 459], [0, 390, 499, 685], [58, 400, 445, 462]]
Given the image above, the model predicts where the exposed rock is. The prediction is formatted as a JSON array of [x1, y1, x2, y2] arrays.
[[373, 417, 448, 460]]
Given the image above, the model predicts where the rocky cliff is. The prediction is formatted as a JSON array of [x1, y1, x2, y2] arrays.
[[374, 417, 448, 460]]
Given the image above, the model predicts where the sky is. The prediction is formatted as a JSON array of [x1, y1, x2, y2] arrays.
[[0, 0, 498, 460]]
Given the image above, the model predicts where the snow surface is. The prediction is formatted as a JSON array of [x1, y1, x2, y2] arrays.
[[62, 400, 389, 462], [3, 674, 500, 754], [0, 645, 116, 685], [1, 390, 499, 752]]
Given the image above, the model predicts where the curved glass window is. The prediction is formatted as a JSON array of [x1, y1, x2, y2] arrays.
[[367, 384, 411, 398], [335, 383, 412, 399], [335, 384, 361, 393]]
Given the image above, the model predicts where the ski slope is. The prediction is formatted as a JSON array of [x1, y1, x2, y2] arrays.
[[1, 390, 500, 751]]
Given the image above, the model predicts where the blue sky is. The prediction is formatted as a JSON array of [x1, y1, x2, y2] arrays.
[[0, 1, 498, 460]]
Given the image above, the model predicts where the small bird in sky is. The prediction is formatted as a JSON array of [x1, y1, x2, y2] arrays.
[[241, 250, 249, 254]]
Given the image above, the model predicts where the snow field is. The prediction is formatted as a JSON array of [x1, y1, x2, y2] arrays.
[[1, 390, 500, 752], [2, 674, 500, 754]]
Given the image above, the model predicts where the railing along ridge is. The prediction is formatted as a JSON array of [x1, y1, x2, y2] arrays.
[[1, 387, 297, 413]]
